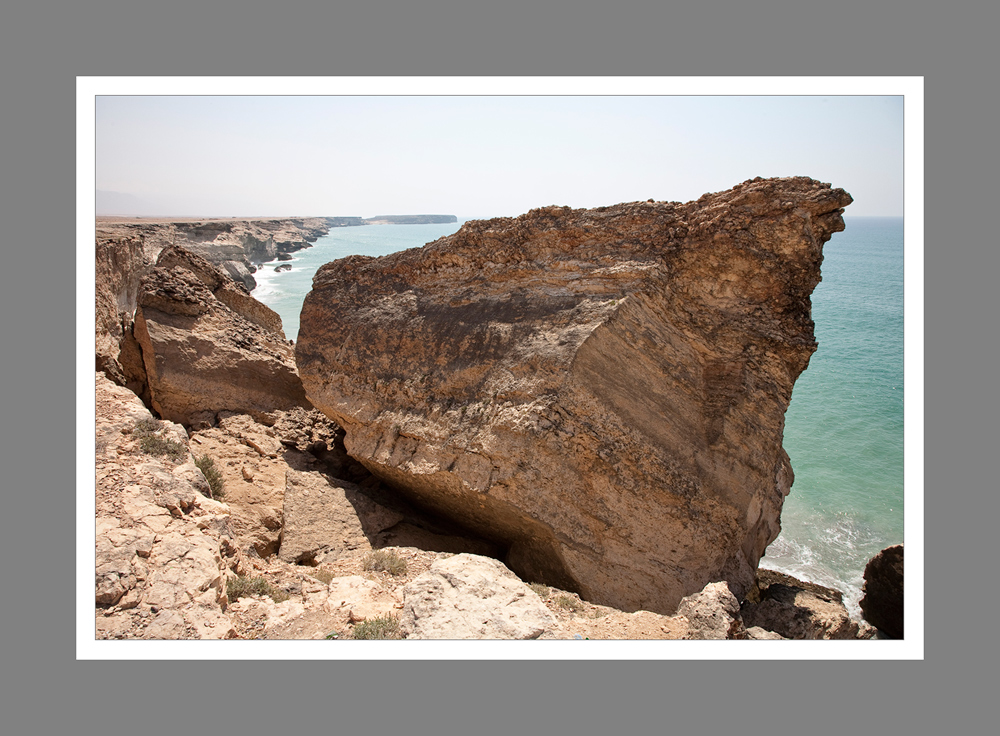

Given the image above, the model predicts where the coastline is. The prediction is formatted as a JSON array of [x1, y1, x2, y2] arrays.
[[93, 190, 903, 641]]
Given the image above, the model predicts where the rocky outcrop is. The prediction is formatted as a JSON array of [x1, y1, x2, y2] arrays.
[[95, 215, 347, 392], [296, 176, 853, 615], [97, 372, 876, 641], [741, 569, 865, 639], [400, 553, 557, 639], [155, 216, 346, 270], [860, 544, 904, 638], [675, 582, 748, 640], [95, 215, 357, 293], [95, 234, 153, 396], [134, 246, 309, 425], [278, 472, 403, 565], [95, 374, 237, 639]]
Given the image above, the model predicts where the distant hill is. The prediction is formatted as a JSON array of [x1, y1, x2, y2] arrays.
[[363, 214, 457, 225]]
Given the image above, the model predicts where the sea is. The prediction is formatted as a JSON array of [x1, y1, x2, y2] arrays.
[[252, 216, 905, 618]]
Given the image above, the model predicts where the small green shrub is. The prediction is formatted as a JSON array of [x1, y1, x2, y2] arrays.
[[131, 417, 162, 434], [138, 433, 186, 461], [131, 417, 186, 461], [351, 614, 401, 640], [194, 454, 225, 499], [529, 582, 550, 598], [226, 575, 289, 603], [362, 549, 408, 576], [554, 594, 584, 612]]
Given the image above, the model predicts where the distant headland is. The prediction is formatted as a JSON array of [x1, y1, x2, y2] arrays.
[[363, 214, 458, 225]]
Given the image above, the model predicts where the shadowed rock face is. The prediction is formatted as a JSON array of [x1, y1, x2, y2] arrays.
[[860, 544, 904, 638], [295, 177, 852, 614]]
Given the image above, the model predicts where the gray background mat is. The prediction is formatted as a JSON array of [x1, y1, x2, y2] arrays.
[[3, 0, 989, 733]]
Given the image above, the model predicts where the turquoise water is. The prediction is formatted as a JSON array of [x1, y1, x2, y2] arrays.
[[764, 217, 904, 615], [254, 216, 905, 616], [251, 221, 467, 341]]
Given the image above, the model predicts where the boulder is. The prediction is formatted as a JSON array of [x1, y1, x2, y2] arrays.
[[296, 177, 852, 614], [860, 544, 904, 639], [676, 581, 747, 639], [399, 553, 556, 639], [278, 470, 403, 565], [746, 627, 787, 640], [220, 259, 257, 291], [133, 246, 309, 425], [323, 575, 402, 624], [155, 246, 283, 333], [741, 569, 860, 639]]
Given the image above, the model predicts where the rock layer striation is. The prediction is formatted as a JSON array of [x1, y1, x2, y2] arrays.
[[134, 246, 309, 425], [95, 215, 351, 393], [296, 177, 852, 614]]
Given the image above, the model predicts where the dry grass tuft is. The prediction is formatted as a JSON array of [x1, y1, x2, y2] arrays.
[[362, 549, 408, 576], [351, 614, 401, 639], [226, 575, 289, 603]]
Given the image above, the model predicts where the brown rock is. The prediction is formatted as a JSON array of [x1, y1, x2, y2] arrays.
[[860, 544, 904, 639], [134, 247, 308, 425], [741, 569, 861, 639], [296, 177, 852, 614], [95, 234, 152, 393], [278, 470, 403, 565], [186, 421, 289, 558], [95, 218, 338, 403], [153, 246, 287, 336], [746, 626, 787, 640], [94, 373, 237, 639]]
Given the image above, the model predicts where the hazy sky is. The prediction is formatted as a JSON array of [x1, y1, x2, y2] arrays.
[[96, 95, 903, 218]]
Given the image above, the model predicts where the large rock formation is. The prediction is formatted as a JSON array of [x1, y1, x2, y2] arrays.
[[296, 177, 852, 615], [95, 215, 350, 393], [134, 245, 309, 425], [165, 217, 347, 288]]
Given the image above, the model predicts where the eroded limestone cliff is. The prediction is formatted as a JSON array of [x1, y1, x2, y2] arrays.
[[95, 215, 349, 389], [295, 176, 853, 614]]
